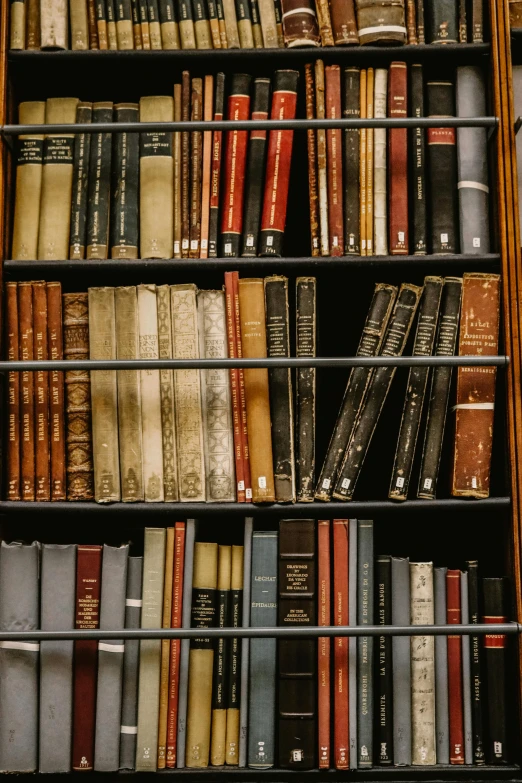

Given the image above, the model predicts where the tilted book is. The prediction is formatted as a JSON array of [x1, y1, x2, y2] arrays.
[[410, 562, 436, 765], [157, 285, 180, 501], [296, 277, 316, 501], [119, 556, 143, 770], [69, 101, 92, 260], [11, 101, 45, 260]]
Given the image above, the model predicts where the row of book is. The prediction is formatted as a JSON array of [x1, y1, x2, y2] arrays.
[[9, 0, 486, 51], [0, 520, 509, 772]]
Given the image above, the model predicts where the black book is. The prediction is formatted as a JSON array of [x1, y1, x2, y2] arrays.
[[278, 519, 316, 769], [208, 73, 225, 259], [376, 555, 393, 765], [110, 103, 139, 260], [69, 102, 92, 261], [482, 577, 509, 765], [315, 283, 397, 502], [147, 0, 162, 45], [241, 78, 271, 257], [417, 276, 462, 499], [467, 560, 486, 765], [86, 102, 113, 260], [427, 80, 459, 254], [296, 277, 316, 502], [265, 276, 295, 503], [389, 276, 443, 501], [410, 64, 427, 255], [333, 283, 422, 501], [426, 0, 458, 41], [343, 66, 360, 255]]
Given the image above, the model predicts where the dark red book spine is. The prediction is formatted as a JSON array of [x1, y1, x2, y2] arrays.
[[224, 272, 246, 503], [388, 62, 409, 255], [318, 519, 331, 769], [221, 74, 251, 258], [6, 282, 21, 501], [47, 282, 66, 501], [166, 522, 186, 767], [19, 281, 35, 501], [333, 519, 349, 769], [208, 73, 225, 259], [33, 281, 50, 501], [325, 65, 344, 257], [447, 569, 465, 765], [232, 271, 252, 501], [72, 545, 102, 771]]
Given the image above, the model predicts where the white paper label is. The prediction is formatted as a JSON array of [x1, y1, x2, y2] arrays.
[[238, 480, 245, 491], [224, 242, 232, 254], [174, 241, 180, 254], [471, 476, 477, 488], [473, 237, 480, 247], [341, 478, 350, 489], [398, 231, 405, 242], [321, 478, 331, 489], [182, 239, 189, 249], [246, 488, 253, 499], [201, 239, 208, 250], [190, 240, 198, 251], [395, 476, 405, 488], [441, 233, 448, 244], [423, 478, 433, 490], [266, 236, 273, 247], [246, 235, 254, 247], [258, 476, 267, 489]]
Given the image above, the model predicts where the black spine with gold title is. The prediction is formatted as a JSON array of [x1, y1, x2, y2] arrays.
[[86, 102, 113, 260], [69, 102, 92, 260], [110, 104, 140, 259]]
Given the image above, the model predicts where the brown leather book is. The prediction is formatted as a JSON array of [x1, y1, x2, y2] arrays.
[[388, 62, 409, 255], [233, 272, 252, 501], [238, 278, 275, 502], [224, 272, 246, 502], [190, 78, 203, 258], [406, 0, 417, 42], [26, 0, 41, 48], [33, 281, 50, 502], [132, 0, 143, 46], [281, 0, 321, 45], [166, 522, 186, 767], [19, 281, 35, 501], [325, 65, 344, 257], [446, 570, 465, 764], [200, 75, 214, 260], [355, 0, 406, 43], [316, 0, 334, 43], [452, 273, 500, 498], [87, 0, 99, 47], [6, 283, 21, 501], [47, 282, 66, 501], [315, 60, 329, 257], [330, 0, 358, 43], [305, 64, 320, 257], [158, 527, 175, 768], [181, 71, 191, 258]]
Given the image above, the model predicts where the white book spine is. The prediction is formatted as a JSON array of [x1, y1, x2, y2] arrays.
[[410, 562, 436, 765], [40, 0, 68, 48], [373, 68, 388, 256], [156, 285, 180, 501]]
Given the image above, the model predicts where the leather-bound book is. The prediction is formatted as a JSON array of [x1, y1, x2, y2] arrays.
[[482, 577, 509, 764], [410, 64, 427, 255], [95, 0, 109, 46], [259, 70, 299, 256], [106, 0, 119, 47], [223, 0, 240, 45], [221, 73, 251, 258], [26, 0, 41, 48], [389, 277, 443, 501], [86, 101, 113, 259], [181, 72, 191, 256], [471, 0, 482, 39], [265, 276, 295, 502], [317, 520, 330, 768], [19, 281, 35, 501], [148, 0, 163, 47], [156, 285, 180, 501], [407, 0, 417, 41], [139, 0, 150, 47], [333, 284, 422, 500], [392, 556, 411, 765], [357, 519, 374, 766], [225, 546, 244, 764], [356, 0, 406, 42], [131, 0, 143, 46], [159, 0, 181, 46], [316, 283, 397, 500], [373, 68, 388, 256], [238, 278, 275, 502], [410, 562, 436, 765], [250, 0, 264, 46], [296, 277, 316, 501], [115, 0, 134, 47], [166, 523, 186, 767], [278, 519, 316, 769], [174, 83, 182, 256], [458, 0, 466, 40], [209, 73, 225, 257], [200, 75, 213, 259], [305, 64, 320, 257], [510, 0, 522, 26], [416, 0, 424, 40], [158, 530, 175, 768], [330, 0, 358, 43], [190, 78, 203, 257], [207, 0, 222, 47], [179, 0, 196, 45], [235, 0, 255, 46], [239, 520, 253, 767], [38, 97, 79, 260], [343, 67, 360, 254], [70, 0, 89, 49], [376, 555, 393, 765], [461, 572, 473, 763], [427, 80, 458, 253], [418, 276, 462, 499], [446, 570, 465, 764], [6, 283, 21, 500], [12, 102, 45, 260], [72, 545, 102, 771], [63, 292, 94, 500], [316, 0, 334, 43], [33, 281, 50, 501], [119, 556, 143, 770], [333, 519, 349, 769], [388, 62, 408, 255], [274, 0, 284, 41], [315, 60, 329, 256], [224, 272, 246, 501], [233, 273, 253, 501], [326, 65, 344, 256], [87, 0, 99, 47], [140, 96, 174, 258], [10, 0, 25, 48], [466, 561, 485, 764], [456, 67, 490, 254], [427, 0, 457, 40], [365, 68, 374, 256], [360, 69, 367, 255], [110, 103, 139, 259], [258, 0, 279, 44], [69, 102, 92, 260], [452, 273, 500, 498], [210, 546, 231, 765], [241, 77, 270, 257], [435, 567, 449, 763], [281, 0, 320, 44]]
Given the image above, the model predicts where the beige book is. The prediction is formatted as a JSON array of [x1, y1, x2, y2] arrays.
[[139, 96, 174, 259], [116, 11, 134, 48], [197, 290, 236, 502], [186, 542, 218, 768], [237, 15, 254, 47], [200, 75, 213, 260], [410, 562, 436, 765], [366, 67, 374, 256], [222, 0, 240, 46], [88, 287, 121, 502], [195, 16, 213, 48], [258, 0, 278, 46], [69, 0, 89, 48], [179, 11, 196, 48], [225, 545, 244, 764], [149, 13, 162, 48], [360, 69, 367, 256], [173, 84, 182, 258], [209, 11, 221, 46], [210, 545, 231, 766], [137, 284, 164, 502], [141, 14, 151, 48], [373, 68, 388, 256], [315, 60, 329, 257], [136, 528, 167, 771], [218, 10, 227, 46], [11, 102, 46, 260], [37, 97, 79, 260], [160, 13, 181, 48], [171, 284, 206, 502], [156, 285, 179, 501], [114, 286, 144, 502], [157, 527, 175, 768], [41, 0, 68, 47], [10, 0, 25, 48], [107, 15, 118, 49]]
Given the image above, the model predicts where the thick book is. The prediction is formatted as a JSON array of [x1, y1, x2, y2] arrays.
[[376, 555, 393, 765], [47, 281, 66, 501], [348, 519, 357, 769], [461, 571, 473, 764], [110, 103, 140, 259], [317, 520, 331, 769], [221, 74, 251, 258], [410, 562, 436, 765], [296, 277, 316, 501], [427, 0, 457, 40], [410, 64, 427, 255], [177, 520, 197, 767], [435, 566, 450, 764], [69, 101, 92, 260], [158, 529, 176, 768], [40, 3, 67, 47], [330, 0, 357, 42], [167, 523, 186, 767], [189, 78, 203, 258], [119, 556, 143, 770], [211, 546, 231, 766], [0, 541, 39, 773], [281, 0, 320, 44], [225, 546, 244, 765], [343, 67, 360, 254], [392, 556, 411, 766], [209, 73, 225, 258], [278, 519, 316, 769], [156, 285, 179, 501], [373, 68, 387, 256], [86, 101, 113, 259], [447, 570, 465, 764], [239, 518, 254, 767], [72, 545, 102, 770], [356, 0, 406, 42], [315, 60, 329, 256], [6, 283, 21, 500], [11, 101, 45, 260], [452, 273, 500, 498], [466, 560, 485, 764], [357, 520, 374, 767], [19, 281, 35, 501], [333, 519, 349, 770], [418, 276, 463, 499], [241, 77, 270, 257], [33, 280, 50, 501], [427, 80, 459, 253], [388, 62, 408, 255], [10, 0, 25, 48], [140, 96, 174, 258], [305, 64, 320, 256], [326, 65, 344, 256], [482, 577, 509, 764]]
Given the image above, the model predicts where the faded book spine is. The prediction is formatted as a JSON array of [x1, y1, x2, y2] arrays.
[[138, 0, 151, 47], [178, 0, 196, 46], [200, 74, 214, 259], [315, 60, 329, 256], [258, 0, 279, 44], [225, 546, 244, 765], [356, 0, 406, 42], [33, 281, 50, 501], [472, 0, 483, 39], [410, 562, 436, 765], [46, 291, 66, 500], [6, 283, 21, 500], [167, 523, 186, 767], [360, 70, 367, 256], [343, 67, 360, 254], [211, 545, 231, 766], [69, 101, 92, 260], [388, 62, 408, 255], [416, 0, 424, 40], [156, 285, 180, 501], [159, 0, 181, 46], [427, 80, 459, 253], [221, 73, 251, 258], [330, 0, 358, 43], [407, 0, 417, 41], [241, 77, 270, 257], [466, 560, 485, 764], [239, 520, 253, 767], [357, 520, 374, 767], [373, 68, 388, 256], [12, 101, 45, 260], [326, 65, 344, 256], [10, 0, 25, 49], [209, 73, 225, 258], [116, 0, 134, 47], [296, 277, 316, 501], [181, 72, 191, 256], [207, 0, 222, 47], [26, 0, 41, 48], [193, 0, 213, 45], [131, 0, 143, 45], [365, 68, 374, 256], [305, 64, 320, 257], [234, 0, 255, 46], [119, 556, 143, 770], [222, 0, 240, 45], [376, 555, 393, 765], [392, 556, 411, 765], [233, 273, 253, 501], [317, 520, 330, 769], [88, 0, 99, 46], [95, 0, 109, 46], [110, 103, 139, 259], [281, 0, 320, 47], [107, 0, 119, 47], [447, 570, 465, 764], [148, 0, 163, 46], [189, 78, 203, 257], [158, 530, 176, 768], [19, 281, 35, 501], [173, 83, 182, 257], [70, 0, 89, 49], [333, 519, 349, 770], [410, 64, 427, 255], [86, 101, 113, 259]]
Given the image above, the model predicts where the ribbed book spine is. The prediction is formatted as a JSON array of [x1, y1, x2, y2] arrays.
[[317, 520, 331, 769], [200, 75, 213, 259], [119, 556, 143, 769], [221, 74, 251, 258], [482, 578, 508, 764], [156, 285, 180, 501], [410, 562, 436, 765], [110, 103, 139, 259], [281, 0, 320, 44], [447, 570, 465, 764], [392, 556, 411, 765], [211, 546, 231, 766], [166, 523, 186, 767], [466, 560, 485, 764], [69, 102, 92, 260], [373, 68, 387, 256], [241, 77, 270, 257], [33, 281, 50, 501], [107, 0, 119, 47], [343, 67, 360, 254], [209, 73, 225, 257], [19, 281, 35, 501], [388, 62, 408, 254], [181, 73, 191, 256], [86, 102, 113, 259], [428, 0, 457, 40], [410, 64, 427, 254], [296, 277, 316, 501], [12, 101, 45, 260], [47, 282, 66, 501], [407, 0, 416, 40], [225, 546, 244, 764], [6, 283, 20, 500], [333, 519, 349, 770], [427, 80, 459, 253], [435, 567, 450, 763], [376, 555, 393, 765], [305, 64, 320, 256], [326, 65, 344, 256], [461, 571, 473, 764], [357, 520, 374, 767]]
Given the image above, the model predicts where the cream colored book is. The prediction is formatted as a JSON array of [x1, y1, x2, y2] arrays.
[[10, 0, 25, 48], [315, 60, 329, 257], [170, 284, 206, 502], [410, 562, 436, 765], [173, 84, 182, 258], [222, 0, 240, 47], [116, 4, 134, 48], [225, 545, 244, 765], [157, 527, 175, 768], [137, 284, 164, 502], [194, 12, 212, 48], [156, 284, 179, 501], [11, 102, 45, 261], [179, 6, 197, 47], [41, 0, 68, 48], [69, 0, 89, 49], [149, 7, 162, 48], [210, 545, 231, 766], [258, 0, 278, 46], [373, 68, 388, 256], [366, 67, 374, 256], [160, 8, 181, 48], [88, 287, 121, 502]]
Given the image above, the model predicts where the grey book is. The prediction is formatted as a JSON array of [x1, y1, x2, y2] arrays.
[[120, 556, 143, 770], [434, 566, 449, 764], [0, 541, 40, 772], [357, 520, 374, 767], [95, 544, 130, 771], [348, 518, 358, 770], [391, 556, 411, 766], [513, 66, 522, 236], [248, 530, 278, 768], [177, 519, 197, 768], [239, 517, 254, 767], [39, 544, 77, 773], [456, 66, 490, 255], [461, 570, 473, 764]]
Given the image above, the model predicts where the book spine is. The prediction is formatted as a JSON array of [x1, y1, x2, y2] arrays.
[[33, 281, 50, 501], [19, 281, 35, 501], [410, 64, 427, 254], [10, 0, 25, 49], [418, 276, 463, 499], [12, 101, 45, 260], [333, 519, 349, 770], [26, 0, 41, 49], [365, 68, 374, 256], [159, 0, 181, 46], [119, 556, 143, 770], [241, 77, 271, 257], [211, 546, 231, 766], [447, 570, 465, 764], [107, 0, 118, 46], [86, 101, 113, 259], [233, 273, 253, 501], [116, 0, 134, 47], [224, 272, 246, 502], [95, 0, 109, 46], [189, 78, 203, 257], [410, 562, 436, 765], [315, 0, 334, 43], [6, 283, 21, 500], [356, 0, 406, 42], [221, 73, 251, 258], [259, 70, 299, 256], [173, 83, 182, 257], [139, 0, 151, 45], [250, 0, 264, 45], [222, 0, 240, 45], [360, 69, 367, 256], [427, 0, 457, 40], [305, 64, 320, 257], [110, 103, 139, 259], [166, 523, 186, 767], [178, 0, 196, 45], [466, 560, 485, 764], [140, 95, 174, 258], [200, 74, 214, 258], [156, 285, 180, 502], [459, 0, 467, 41], [296, 277, 316, 501], [181, 72, 191, 255], [273, 0, 284, 41], [87, 0, 99, 47], [343, 67, 360, 254], [472, 0, 482, 39], [388, 62, 408, 254], [69, 101, 92, 260], [278, 519, 316, 769], [258, 0, 279, 44], [357, 520, 374, 767], [239, 517, 253, 767], [461, 571, 473, 764], [416, 0, 424, 40], [72, 545, 102, 770], [373, 68, 388, 256], [317, 520, 331, 769], [435, 567, 450, 763], [209, 73, 225, 257], [232, 0, 252, 44], [225, 546, 244, 764], [158, 530, 176, 768], [325, 65, 344, 256], [148, 0, 163, 46], [348, 519, 357, 768], [315, 60, 329, 256], [376, 555, 393, 765], [391, 557, 411, 765], [482, 578, 508, 764], [407, 0, 416, 40], [207, 0, 222, 46], [427, 80, 459, 253], [131, 0, 143, 45], [389, 276, 443, 501], [330, 0, 358, 43]]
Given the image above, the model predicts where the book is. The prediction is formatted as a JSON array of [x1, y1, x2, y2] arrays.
[[69, 101, 92, 260], [119, 556, 143, 770], [47, 281, 66, 501], [223, 0, 241, 45], [317, 520, 330, 769], [174, 83, 182, 256], [193, 0, 214, 45], [221, 73, 251, 258], [156, 285, 180, 502], [447, 570, 465, 764], [461, 571, 473, 764], [407, 0, 417, 40], [410, 64, 427, 255], [207, 0, 222, 46], [241, 77, 271, 257], [158, 529, 175, 768], [471, 0, 483, 38], [6, 283, 21, 500], [26, 0, 41, 48], [356, 0, 406, 42], [333, 519, 349, 770], [210, 545, 231, 766], [366, 68, 374, 255], [166, 522, 186, 767], [70, 0, 90, 48], [315, 60, 329, 256], [435, 566, 449, 764], [482, 577, 508, 764], [305, 64, 320, 257], [88, 0, 99, 46], [181, 75, 190, 256], [11, 101, 45, 260], [86, 101, 113, 259], [466, 560, 485, 764], [189, 78, 203, 257], [238, 517, 253, 767], [316, 0, 334, 43], [148, 0, 163, 46], [40, 1, 68, 46], [410, 562, 436, 765], [330, 0, 357, 43], [357, 520, 374, 767], [96, 0, 109, 47], [107, 0, 119, 46], [343, 67, 360, 254], [350, 521, 359, 772], [209, 73, 225, 257], [131, 0, 143, 46], [427, 80, 458, 253], [360, 69, 367, 255], [388, 62, 408, 255], [416, 0, 424, 39], [110, 103, 140, 259], [159, 0, 181, 45], [326, 64, 344, 256], [296, 277, 316, 501], [200, 75, 213, 259], [176, 519, 196, 768], [139, 0, 151, 47], [225, 546, 244, 764], [427, 0, 457, 40], [258, 0, 279, 43], [392, 556, 411, 765], [452, 273, 500, 497], [33, 280, 50, 501], [10, 0, 25, 48], [19, 281, 35, 501], [281, 0, 320, 44], [116, 0, 134, 46], [250, 0, 264, 45], [376, 555, 393, 765], [224, 272, 246, 502], [373, 68, 387, 256], [233, 273, 253, 502]]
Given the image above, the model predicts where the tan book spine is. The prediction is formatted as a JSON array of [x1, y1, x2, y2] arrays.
[[210, 545, 231, 765], [116, 0, 134, 47], [137, 284, 165, 502], [157, 284, 180, 501], [225, 545, 243, 764], [88, 287, 120, 502], [305, 65, 320, 257], [41, 0, 68, 47], [238, 279, 275, 502], [149, 3, 162, 47], [114, 286, 144, 502], [139, 0, 151, 47], [410, 562, 436, 765], [96, 0, 109, 47], [407, 0, 417, 42], [315, 60, 329, 257], [12, 101, 46, 260], [70, 0, 89, 49], [33, 281, 50, 501], [158, 527, 176, 768], [47, 282, 66, 500], [237, 15, 254, 47], [190, 78, 203, 258], [173, 83, 183, 258], [179, 2, 196, 46], [139, 96, 174, 259], [366, 67, 374, 256], [316, 0, 334, 44], [131, 0, 143, 46], [258, 0, 278, 44], [218, 1, 228, 46], [360, 69, 367, 256], [181, 72, 191, 257], [200, 75, 213, 260], [6, 283, 21, 500], [186, 542, 219, 768], [10, 0, 25, 48], [19, 281, 35, 501], [26, 0, 41, 48], [373, 67, 388, 256], [107, 0, 119, 48], [161, 6, 181, 48], [222, 0, 240, 45]]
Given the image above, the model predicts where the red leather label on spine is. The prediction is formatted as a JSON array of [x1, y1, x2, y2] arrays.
[[318, 520, 331, 769], [427, 127, 456, 145], [221, 95, 250, 235], [260, 90, 297, 233], [210, 113, 223, 210], [484, 615, 507, 649], [389, 64, 409, 254], [167, 524, 186, 767], [333, 519, 349, 769], [326, 67, 344, 257], [225, 272, 245, 502], [446, 570, 465, 764], [251, 110, 268, 141]]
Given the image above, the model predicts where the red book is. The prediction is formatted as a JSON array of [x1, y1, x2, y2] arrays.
[[166, 522, 186, 767], [6, 282, 21, 501], [46, 281, 66, 501], [232, 271, 252, 501], [325, 65, 344, 257], [318, 520, 331, 769], [19, 281, 35, 501], [221, 73, 251, 258], [224, 272, 246, 503], [388, 62, 409, 255], [333, 519, 349, 769], [72, 545, 102, 771], [447, 569, 465, 764]]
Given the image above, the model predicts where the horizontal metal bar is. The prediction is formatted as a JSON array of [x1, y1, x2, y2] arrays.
[[0, 356, 508, 372]]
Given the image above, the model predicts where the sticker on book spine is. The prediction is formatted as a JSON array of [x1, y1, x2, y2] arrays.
[[395, 476, 405, 488], [258, 476, 266, 489], [246, 488, 252, 499], [341, 478, 350, 489], [238, 480, 245, 491], [423, 478, 432, 490], [473, 237, 480, 247], [321, 478, 331, 489]]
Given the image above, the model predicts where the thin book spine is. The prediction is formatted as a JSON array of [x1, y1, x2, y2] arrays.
[[156, 285, 180, 502], [360, 69, 367, 256], [466, 560, 485, 764], [373, 68, 388, 256], [317, 520, 331, 769], [343, 67, 360, 255], [110, 103, 139, 259], [178, 0, 196, 46], [482, 578, 509, 764], [88, 0, 99, 47], [26, 0, 41, 49], [189, 78, 203, 258], [296, 277, 317, 501], [158, 529, 176, 768], [12, 101, 45, 260], [119, 557, 143, 770], [407, 0, 416, 41], [472, 0, 482, 39], [131, 0, 143, 45], [225, 272, 246, 502], [416, 0, 424, 40], [315, 60, 329, 256], [461, 571, 473, 764], [209, 73, 225, 258], [181, 72, 191, 256], [250, 0, 264, 45], [392, 557, 411, 765], [69, 101, 92, 260], [348, 519, 357, 768], [166, 523, 186, 767], [427, 80, 459, 253], [32, 282, 49, 502], [305, 64, 320, 257], [207, 0, 222, 46], [365, 67, 374, 256], [139, 0, 151, 47], [200, 74, 214, 259], [6, 283, 21, 500], [435, 567, 450, 763], [19, 281, 35, 501], [410, 562, 436, 765], [388, 62, 408, 255], [333, 519, 349, 770], [210, 546, 231, 766], [148, 0, 163, 46], [233, 272, 253, 501], [238, 517, 253, 767], [459, 0, 467, 41], [225, 546, 244, 764], [173, 83, 182, 257], [325, 64, 344, 256], [235, 0, 255, 46], [86, 101, 114, 260], [410, 64, 427, 255], [357, 520, 374, 767], [376, 555, 393, 765], [447, 570, 465, 764], [241, 77, 271, 257]]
